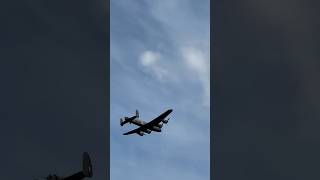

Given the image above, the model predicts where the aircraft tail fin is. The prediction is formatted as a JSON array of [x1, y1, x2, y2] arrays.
[[120, 118, 128, 126], [62, 152, 93, 180], [82, 152, 93, 177], [136, 109, 139, 118]]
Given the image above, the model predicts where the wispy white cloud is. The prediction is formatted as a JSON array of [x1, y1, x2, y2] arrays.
[[137, 47, 210, 106], [181, 46, 210, 107], [140, 51, 160, 66], [145, 0, 210, 107], [139, 50, 169, 81]]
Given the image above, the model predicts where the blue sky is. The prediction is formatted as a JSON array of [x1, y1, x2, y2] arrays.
[[110, 0, 210, 180]]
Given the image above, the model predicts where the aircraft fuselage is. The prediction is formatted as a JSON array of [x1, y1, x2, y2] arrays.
[[130, 118, 161, 132]]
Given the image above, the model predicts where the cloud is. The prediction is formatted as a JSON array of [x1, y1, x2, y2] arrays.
[[181, 46, 210, 107], [144, 0, 210, 107], [138, 47, 210, 107], [139, 50, 169, 81], [140, 50, 159, 66]]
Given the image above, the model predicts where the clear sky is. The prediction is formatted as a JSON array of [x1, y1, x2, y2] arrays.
[[110, 0, 210, 180]]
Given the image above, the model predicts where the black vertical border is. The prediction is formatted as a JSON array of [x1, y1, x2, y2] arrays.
[[210, 0, 215, 179], [105, 0, 110, 179]]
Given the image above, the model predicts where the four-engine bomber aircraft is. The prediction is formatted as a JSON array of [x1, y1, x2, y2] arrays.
[[120, 109, 173, 136]]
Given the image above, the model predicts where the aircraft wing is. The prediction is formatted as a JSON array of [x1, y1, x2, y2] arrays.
[[123, 126, 144, 135], [143, 109, 173, 127], [123, 109, 173, 136]]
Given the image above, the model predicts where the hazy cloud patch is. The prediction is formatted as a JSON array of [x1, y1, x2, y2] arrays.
[[181, 46, 210, 107], [139, 50, 169, 81]]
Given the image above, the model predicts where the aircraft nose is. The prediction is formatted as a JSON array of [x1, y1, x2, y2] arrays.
[[168, 109, 173, 112]]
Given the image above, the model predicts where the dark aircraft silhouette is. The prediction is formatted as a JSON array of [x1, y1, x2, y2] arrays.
[[120, 109, 173, 136], [37, 152, 93, 180]]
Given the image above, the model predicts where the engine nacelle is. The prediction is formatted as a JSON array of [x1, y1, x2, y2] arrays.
[[152, 126, 161, 132], [146, 129, 152, 134], [156, 123, 163, 128], [138, 131, 144, 136], [162, 119, 169, 124]]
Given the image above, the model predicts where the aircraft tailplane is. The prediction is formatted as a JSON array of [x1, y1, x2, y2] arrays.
[[120, 118, 128, 126]]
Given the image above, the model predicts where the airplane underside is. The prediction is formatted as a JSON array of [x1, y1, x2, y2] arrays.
[[121, 109, 173, 136]]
